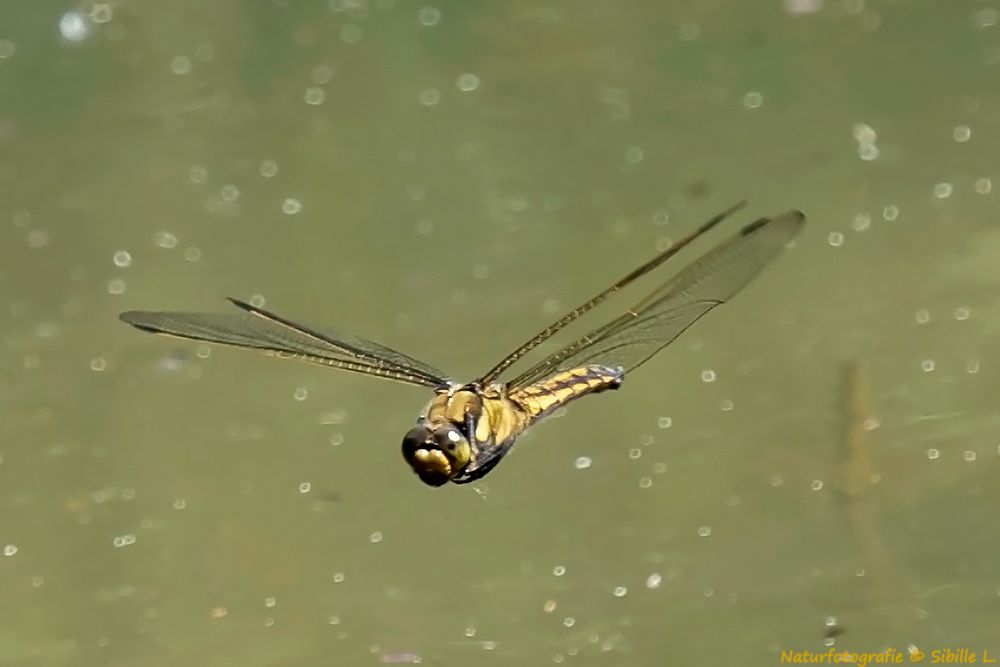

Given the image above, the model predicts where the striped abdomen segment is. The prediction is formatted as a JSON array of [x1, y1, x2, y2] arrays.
[[509, 364, 623, 422]]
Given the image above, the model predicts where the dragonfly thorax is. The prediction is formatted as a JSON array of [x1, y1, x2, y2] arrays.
[[400, 421, 472, 487]]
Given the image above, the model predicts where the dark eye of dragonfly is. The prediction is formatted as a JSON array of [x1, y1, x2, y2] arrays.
[[400, 425, 471, 487]]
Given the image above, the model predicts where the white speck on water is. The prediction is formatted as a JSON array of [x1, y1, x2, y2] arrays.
[[811, 479, 824, 491], [3, 544, 17, 557], [333, 571, 346, 583], [573, 456, 592, 470], [553, 565, 566, 576], [265, 596, 277, 608], [646, 573, 662, 589]]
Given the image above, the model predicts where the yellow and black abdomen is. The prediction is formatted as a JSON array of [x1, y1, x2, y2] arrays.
[[508, 364, 623, 423]]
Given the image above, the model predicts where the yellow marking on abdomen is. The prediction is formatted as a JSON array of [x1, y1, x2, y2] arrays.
[[509, 365, 623, 422]]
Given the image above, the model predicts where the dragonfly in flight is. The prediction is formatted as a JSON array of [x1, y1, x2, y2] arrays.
[[120, 202, 804, 487]]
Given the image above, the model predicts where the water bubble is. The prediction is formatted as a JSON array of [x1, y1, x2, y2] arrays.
[[183, 246, 202, 262], [720, 398, 734, 411], [113, 250, 132, 267], [265, 596, 277, 608], [915, 309, 930, 324], [154, 231, 178, 248], [646, 573, 662, 589], [419, 88, 440, 106], [858, 143, 879, 161], [700, 369, 716, 383], [612, 585, 628, 598], [333, 571, 346, 583], [638, 476, 653, 489], [827, 231, 844, 247], [112, 533, 136, 548], [189, 165, 208, 184], [851, 213, 871, 232], [293, 387, 309, 401], [370, 531, 383, 543], [170, 56, 192, 75], [456, 73, 480, 92], [305, 87, 326, 105], [298, 482, 311, 494], [882, 205, 899, 220], [259, 160, 279, 178], [311, 64, 335, 84], [742, 91, 763, 109], [59, 11, 90, 42], [282, 198, 303, 215], [3, 544, 17, 557], [340, 23, 363, 43], [0, 40, 16, 59], [952, 125, 972, 143], [220, 184, 240, 202], [697, 525, 712, 537], [853, 123, 877, 144], [418, 6, 441, 26], [573, 456, 592, 470], [964, 450, 977, 462], [108, 279, 126, 295], [562, 616, 576, 627], [974, 177, 992, 194], [657, 416, 672, 429], [552, 565, 566, 576], [933, 182, 953, 199], [811, 479, 824, 491], [625, 146, 645, 164], [927, 448, 940, 460], [90, 357, 106, 372], [249, 294, 266, 307], [173, 498, 187, 510], [628, 448, 642, 460], [954, 306, 970, 320], [920, 359, 935, 372]]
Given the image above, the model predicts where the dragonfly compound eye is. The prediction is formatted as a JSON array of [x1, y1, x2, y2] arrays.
[[400, 426, 453, 487]]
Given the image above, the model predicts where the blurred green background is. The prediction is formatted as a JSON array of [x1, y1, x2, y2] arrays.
[[2, 1, 998, 665]]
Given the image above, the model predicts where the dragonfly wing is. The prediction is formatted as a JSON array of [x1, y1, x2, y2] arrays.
[[507, 210, 804, 389], [120, 300, 450, 388]]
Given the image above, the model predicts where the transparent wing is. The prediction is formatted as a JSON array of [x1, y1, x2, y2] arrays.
[[120, 298, 450, 388], [505, 210, 805, 389]]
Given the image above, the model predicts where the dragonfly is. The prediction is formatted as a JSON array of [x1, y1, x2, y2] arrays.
[[119, 202, 804, 487]]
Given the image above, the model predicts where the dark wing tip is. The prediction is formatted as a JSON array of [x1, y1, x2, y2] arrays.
[[226, 297, 253, 311], [740, 209, 806, 237], [118, 311, 162, 333]]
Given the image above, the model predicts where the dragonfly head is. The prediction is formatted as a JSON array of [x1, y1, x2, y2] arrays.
[[401, 423, 472, 487]]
